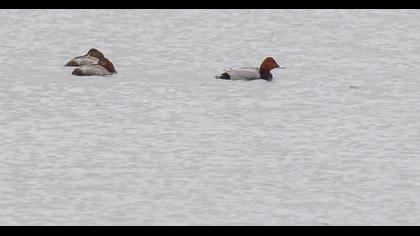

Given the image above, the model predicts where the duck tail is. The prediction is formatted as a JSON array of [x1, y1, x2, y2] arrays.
[[215, 72, 230, 80], [65, 60, 79, 67], [72, 68, 83, 76]]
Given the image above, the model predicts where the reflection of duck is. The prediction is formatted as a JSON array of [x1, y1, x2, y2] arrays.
[[64, 48, 105, 67], [215, 57, 284, 81], [72, 58, 117, 76]]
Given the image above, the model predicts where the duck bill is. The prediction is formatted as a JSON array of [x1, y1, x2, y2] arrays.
[[277, 65, 286, 69]]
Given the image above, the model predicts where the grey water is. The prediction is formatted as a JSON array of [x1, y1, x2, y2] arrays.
[[1, 9, 420, 225]]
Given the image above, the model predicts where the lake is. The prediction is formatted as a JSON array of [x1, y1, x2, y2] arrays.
[[1, 9, 420, 225]]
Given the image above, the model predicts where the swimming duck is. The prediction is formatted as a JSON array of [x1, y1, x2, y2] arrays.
[[72, 57, 117, 76], [215, 57, 284, 81], [64, 48, 105, 67]]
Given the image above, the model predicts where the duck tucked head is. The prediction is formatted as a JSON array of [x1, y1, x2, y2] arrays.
[[259, 57, 280, 74], [86, 48, 105, 59], [99, 58, 117, 74]]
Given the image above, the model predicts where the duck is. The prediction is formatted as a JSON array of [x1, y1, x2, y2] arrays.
[[72, 57, 117, 76], [64, 48, 105, 67], [215, 57, 285, 81]]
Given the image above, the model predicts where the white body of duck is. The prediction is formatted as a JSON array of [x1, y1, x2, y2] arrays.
[[67, 56, 100, 66], [72, 58, 117, 76], [215, 57, 284, 81], [218, 67, 262, 81], [65, 48, 105, 67]]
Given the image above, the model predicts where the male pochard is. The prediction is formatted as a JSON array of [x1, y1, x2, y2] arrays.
[[215, 57, 285, 81]]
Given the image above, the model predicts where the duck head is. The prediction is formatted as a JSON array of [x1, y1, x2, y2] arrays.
[[86, 48, 105, 59], [259, 57, 281, 73], [99, 58, 117, 74]]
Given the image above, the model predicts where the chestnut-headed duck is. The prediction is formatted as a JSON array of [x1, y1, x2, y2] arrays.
[[72, 57, 117, 76], [215, 57, 285, 81], [65, 48, 105, 67]]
